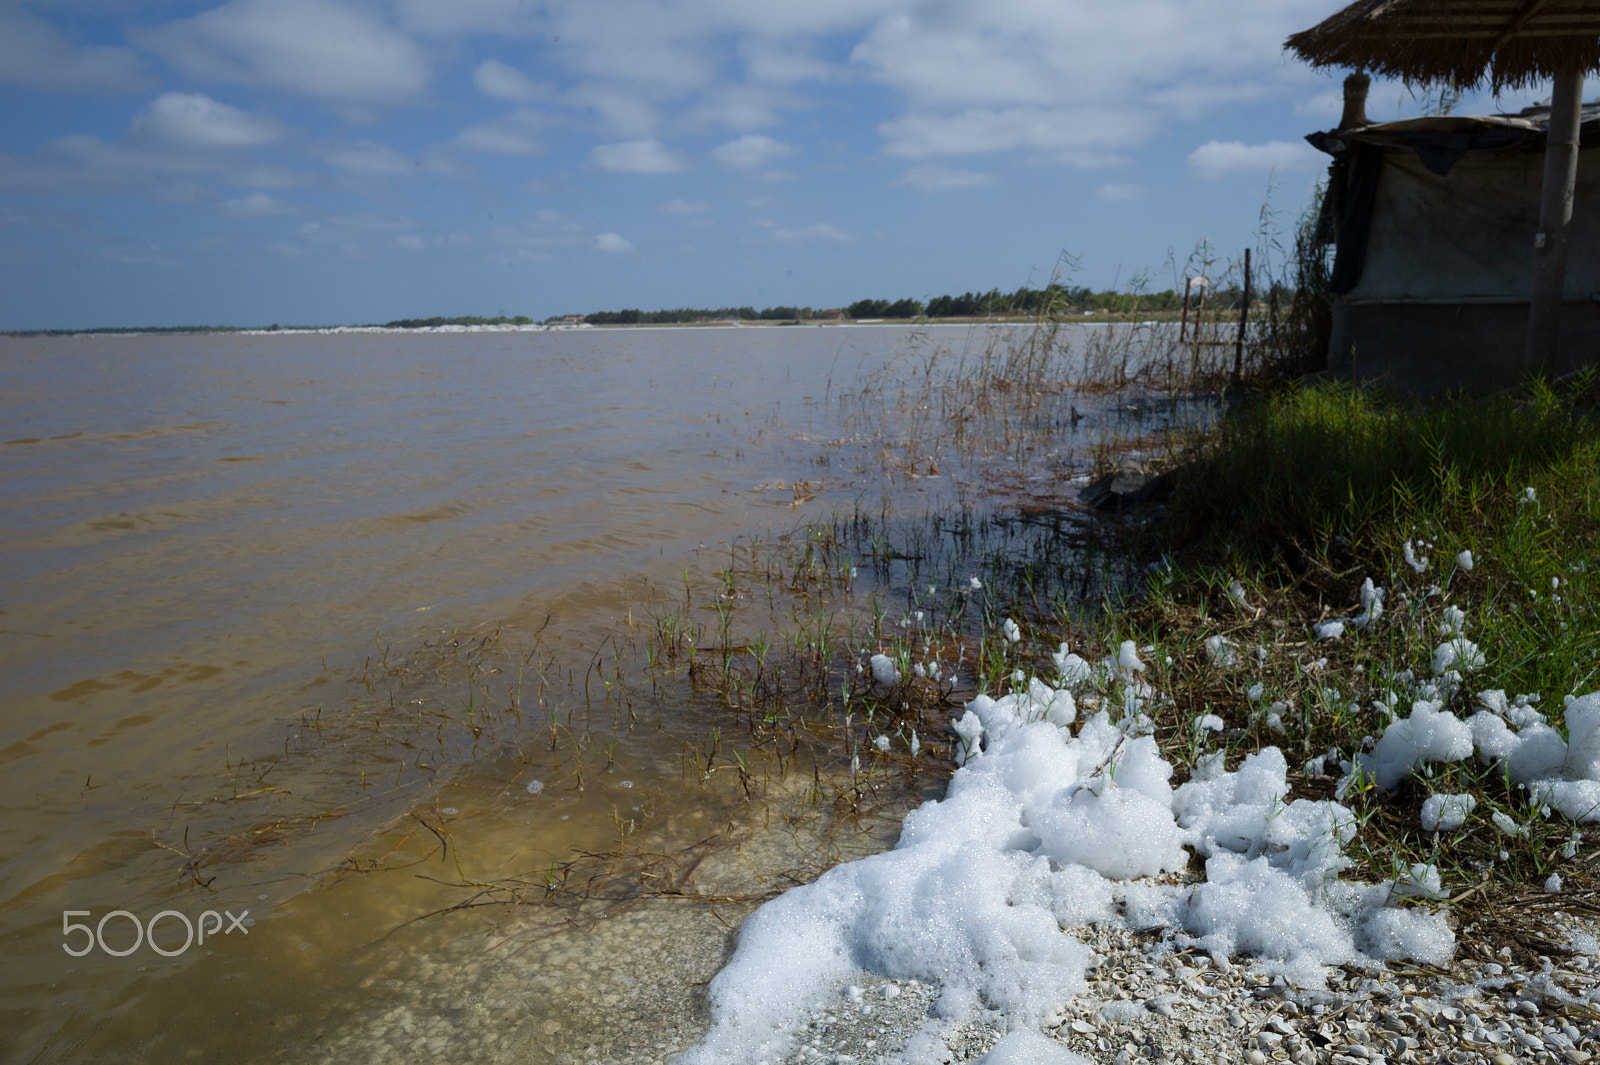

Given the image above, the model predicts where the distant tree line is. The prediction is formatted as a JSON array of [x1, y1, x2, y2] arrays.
[[568, 283, 1260, 326], [385, 314, 534, 328], [845, 297, 924, 318], [569, 306, 813, 325]]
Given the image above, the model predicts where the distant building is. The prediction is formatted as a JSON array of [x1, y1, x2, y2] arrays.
[[1311, 94, 1600, 391]]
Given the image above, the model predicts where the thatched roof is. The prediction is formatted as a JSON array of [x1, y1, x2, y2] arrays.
[[1287, 0, 1600, 90]]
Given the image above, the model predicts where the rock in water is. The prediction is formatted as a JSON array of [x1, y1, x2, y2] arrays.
[[1079, 462, 1163, 512]]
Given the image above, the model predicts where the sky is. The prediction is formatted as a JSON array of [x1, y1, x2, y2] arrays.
[[0, 0, 1565, 330]]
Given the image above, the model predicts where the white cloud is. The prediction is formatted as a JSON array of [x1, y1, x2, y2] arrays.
[[220, 192, 299, 217], [712, 133, 795, 169], [851, 0, 1331, 160], [1187, 139, 1321, 180], [458, 109, 547, 155], [589, 139, 690, 174], [594, 232, 634, 253], [546, 3, 715, 91], [487, 209, 589, 262], [320, 140, 414, 175], [740, 40, 843, 86], [473, 60, 549, 104], [0, 129, 310, 198], [1096, 183, 1145, 202], [129, 93, 284, 150], [769, 221, 854, 243], [300, 214, 417, 240], [563, 83, 662, 137], [133, 0, 429, 103], [1294, 88, 1345, 122], [0, 205, 83, 230], [491, 211, 585, 250], [296, 213, 421, 258], [662, 199, 710, 215], [894, 165, 996, 192], [0, 5, 149, 93], [686, 85, 797, 131], [92, 244, 182, 268], [393, 0, 543, 34], [876, 106, 1147, 163]]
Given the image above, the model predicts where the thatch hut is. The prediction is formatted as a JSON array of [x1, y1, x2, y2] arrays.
[[1310, 84, 1600, 390], [1288, 0, 1600, 387]]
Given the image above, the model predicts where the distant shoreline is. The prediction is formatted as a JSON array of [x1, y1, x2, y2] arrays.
[[0, 312, 1185, 339]]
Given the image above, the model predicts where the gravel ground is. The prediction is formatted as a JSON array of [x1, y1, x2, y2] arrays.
[[757, 907, 1600, 1065], [301, 865, 1600, 1065]]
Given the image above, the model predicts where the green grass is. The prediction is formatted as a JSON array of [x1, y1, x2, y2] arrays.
[[1161, 377, 1600, 562], [1118, 376, 1600, 914]]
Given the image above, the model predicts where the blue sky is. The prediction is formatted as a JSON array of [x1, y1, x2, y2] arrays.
[[0, 0, 1561, 329]]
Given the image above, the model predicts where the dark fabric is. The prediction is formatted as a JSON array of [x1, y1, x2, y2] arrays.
[[1316, 154, 1346, 246], [1308, 104, 1600, 177], [1329, 144, 1383, 294]]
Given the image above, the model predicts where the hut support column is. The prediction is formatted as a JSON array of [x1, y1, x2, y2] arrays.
[[1524, 67, 1584, 371]]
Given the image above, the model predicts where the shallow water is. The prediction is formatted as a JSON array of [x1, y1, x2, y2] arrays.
[[0, 322, 1187, 1063]]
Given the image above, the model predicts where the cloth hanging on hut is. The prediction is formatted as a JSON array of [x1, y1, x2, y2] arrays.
[[1310, 104, 1600, 296]]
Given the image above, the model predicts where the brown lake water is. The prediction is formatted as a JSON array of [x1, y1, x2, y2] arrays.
[[0, 323, 1188, 1063]]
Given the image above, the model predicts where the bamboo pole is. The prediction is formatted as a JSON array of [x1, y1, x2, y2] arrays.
[[1524, 66, 1584, 371]]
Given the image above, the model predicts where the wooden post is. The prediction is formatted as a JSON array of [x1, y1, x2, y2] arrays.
[[1233, 248, 1252, 387], [1179, 277, 1191, 341], [1524, 67, 1584, 372]]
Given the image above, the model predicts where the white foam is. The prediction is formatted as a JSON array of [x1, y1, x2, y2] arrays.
[[1562, 692, 1600, 780], [974, 1029, 1091, 1065], [1204, 635, 1238, 665], [1420, 793, 1476, 832], [1052, 643, 1096, 688], [1528, 779, 1600, 822], [678, 668, 1469, 1064], [1227, 580, 1252, 610], [1431, 637, 1484, 675], [1358, 700, 1473, 790]]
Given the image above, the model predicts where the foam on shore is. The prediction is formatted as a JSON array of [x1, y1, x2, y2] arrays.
[[675, 633, 1600, 1065]]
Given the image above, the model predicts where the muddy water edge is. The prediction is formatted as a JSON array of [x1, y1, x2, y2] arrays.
[[0, 323, 1208, 1063]]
